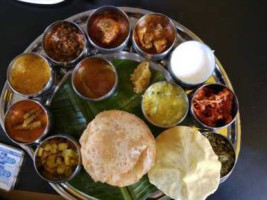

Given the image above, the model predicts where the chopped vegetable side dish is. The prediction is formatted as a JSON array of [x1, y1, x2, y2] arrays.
[[142, 82, 188, 127], [134, 14, 175, 54], [206, 133, 236, 177], [36, 138, 79, 181], [44, 22, 86, 62]]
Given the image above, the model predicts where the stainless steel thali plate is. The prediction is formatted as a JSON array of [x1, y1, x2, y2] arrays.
[[0, 7, 241, 200]]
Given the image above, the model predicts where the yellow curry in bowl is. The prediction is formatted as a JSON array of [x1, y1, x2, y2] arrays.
[[8, 53, 51, 96], [142, 81, 188, 128]]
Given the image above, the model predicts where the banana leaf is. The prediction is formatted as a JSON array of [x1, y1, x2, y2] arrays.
[[49, 59, 166, 200]]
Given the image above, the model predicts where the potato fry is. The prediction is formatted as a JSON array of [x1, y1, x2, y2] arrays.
[[36, 138, 79, 180]]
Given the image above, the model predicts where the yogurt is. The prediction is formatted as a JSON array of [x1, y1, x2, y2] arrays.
[[169, 41, 215, 85]]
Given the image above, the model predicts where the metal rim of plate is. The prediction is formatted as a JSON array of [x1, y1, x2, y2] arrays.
[[0, 7, 241, 200]]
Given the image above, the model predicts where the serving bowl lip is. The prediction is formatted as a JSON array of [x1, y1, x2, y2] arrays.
[[33, 134, 82, 183], [201, 131, 237, 183], [168, 40, 216, 87], [71, 56, 119, 102], [7, 52, 54, 98], [190, 83, 239, 130], [42, 20, 87, 66], [141, 81, 189, 128], [86, 5, 131, 53], [3, 99, 51, 145], [132, 12, 177, 60]]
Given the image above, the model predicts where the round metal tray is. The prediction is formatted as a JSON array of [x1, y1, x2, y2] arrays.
[[0, 7, 241, 200]]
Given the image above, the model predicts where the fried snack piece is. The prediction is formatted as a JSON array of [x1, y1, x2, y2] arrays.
[[80, 110, 156, 187], [130, 62, 151, 94], [148, 126, 221, 200]]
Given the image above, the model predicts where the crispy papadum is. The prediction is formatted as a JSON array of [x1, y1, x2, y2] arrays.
[[148, 126, 221, 200], [80, 110, 156, 187]]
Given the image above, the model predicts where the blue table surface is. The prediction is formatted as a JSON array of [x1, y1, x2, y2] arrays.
[[0, 0, 266, 199]]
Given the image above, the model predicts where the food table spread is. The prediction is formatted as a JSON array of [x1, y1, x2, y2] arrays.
[[0, 0, 266, 200]]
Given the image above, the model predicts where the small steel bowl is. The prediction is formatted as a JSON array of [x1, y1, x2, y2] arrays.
[[132, 13, 177, 60], [202, 132, 237, 183], [141, 81, 189, 128], [42, 20, 88, 67], [4, 99, 52, 145], [34, 135, 81, 183], [190, 83, 239, 130], [168, 41, 216, 87], [72, 57, 118, 102], [86, 6, 131, 53], [7, 52, 53, 98]]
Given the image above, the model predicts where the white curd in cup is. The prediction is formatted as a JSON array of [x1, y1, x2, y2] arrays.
[[169, 41, 215, 85]]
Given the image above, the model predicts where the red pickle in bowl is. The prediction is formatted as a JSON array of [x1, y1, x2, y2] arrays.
[[192, 85, 238, 128]]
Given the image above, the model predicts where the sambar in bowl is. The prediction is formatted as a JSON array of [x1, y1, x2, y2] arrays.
[[7, 53, 53, 97], [4, 100, 51, 145]]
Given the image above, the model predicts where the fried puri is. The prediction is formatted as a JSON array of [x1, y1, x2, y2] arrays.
[[80, 110, 156, 187]]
